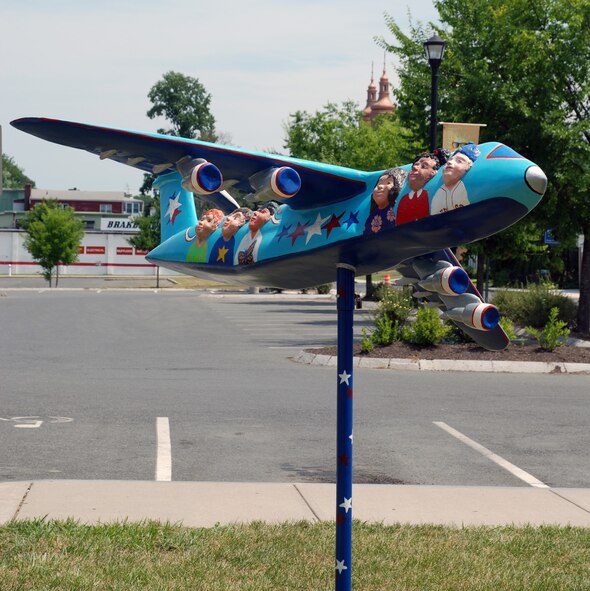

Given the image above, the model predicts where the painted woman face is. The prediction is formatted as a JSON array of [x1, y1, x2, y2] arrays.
[[372, 174, 394, 208], [443, 153, 472, 187], [221, 211, 246, 240]]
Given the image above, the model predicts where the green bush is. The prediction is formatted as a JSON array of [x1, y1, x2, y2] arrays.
[[498, 316, 517, 341], [526, 307, 571, 351], [360, 328, 374, 354], [316, 283, 332, 294], [375, 286, 415, 324], [493, 285, 577, 328], [402, 307, 450, 345], [372, 316, 402, 346]]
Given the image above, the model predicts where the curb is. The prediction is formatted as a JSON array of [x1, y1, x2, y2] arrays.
[[293, 351, 590, 374]]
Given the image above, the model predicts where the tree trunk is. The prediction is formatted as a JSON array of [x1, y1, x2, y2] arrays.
[[364, 274, 374, 300], [476, 253, 486, 296], [577, 232, 590, 335], [55, 265, 59, 287]]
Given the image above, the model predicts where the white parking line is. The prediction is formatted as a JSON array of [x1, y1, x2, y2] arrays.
[[433, 421, 549, 489], [156, 417, 172, 482]]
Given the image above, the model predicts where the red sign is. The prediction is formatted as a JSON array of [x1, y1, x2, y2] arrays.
[[86, 246, 106, 255], [135, 249, 149, 256], [78, 246, 85, 254], [116, 247, 133, 255]]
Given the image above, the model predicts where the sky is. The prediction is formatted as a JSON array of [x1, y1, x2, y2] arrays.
[[1, 0, 439, 193]]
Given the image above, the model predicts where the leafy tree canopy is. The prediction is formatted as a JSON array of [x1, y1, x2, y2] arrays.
[[22, 200, 84, 287], [284, 100, 422, 169], [147, 71, 216, 141], [2, 154, 35, 188], [127, 198, 160, 253], [377, 0, 590, 332]]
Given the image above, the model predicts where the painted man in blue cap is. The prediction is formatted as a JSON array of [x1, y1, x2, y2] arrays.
[[430, 142, 480, 215]]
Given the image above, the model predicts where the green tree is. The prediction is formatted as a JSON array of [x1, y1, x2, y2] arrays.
[[128, 198, 160, 252], [22, 200, 84, 287], [378, 0, 590, 333], [147, 71, 216, 141], [284, 101, 421, 169], [2, 154, 35, 188], [141, 71, 218, 196]]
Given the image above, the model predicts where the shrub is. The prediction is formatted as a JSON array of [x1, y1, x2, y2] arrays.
[[316, 283, 332, 294], [493, 285, 577, 329], [372, 316, 402, 346], [526, 307, 570, 351], [375, 286, 415, 324], [402, 307, 450, 345], [360, 328, 374, 354], [498, 316, 518, 341]]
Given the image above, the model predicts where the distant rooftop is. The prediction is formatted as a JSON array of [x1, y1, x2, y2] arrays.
[[30, 188, 140, 202]]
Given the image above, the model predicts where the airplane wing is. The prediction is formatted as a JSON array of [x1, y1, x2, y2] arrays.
[[10, 117, 369, 210], [395, 249, 509, 351]]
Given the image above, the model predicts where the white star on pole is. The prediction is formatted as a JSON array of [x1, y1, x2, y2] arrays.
[[305, 213, 329, 244], [166, 192, 182, 222], [336, 559, 348, 574], [339, 497, 352, 513], [339, 370, 351, 385]]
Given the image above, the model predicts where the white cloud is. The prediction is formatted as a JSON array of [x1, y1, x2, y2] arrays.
[[0, 0, 439, 191]]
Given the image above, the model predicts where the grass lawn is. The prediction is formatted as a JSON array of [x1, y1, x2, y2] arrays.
[[1, 520, 589, 590]]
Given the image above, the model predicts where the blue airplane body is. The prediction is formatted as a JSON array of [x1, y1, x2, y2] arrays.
[[10, 117, 547, 350]]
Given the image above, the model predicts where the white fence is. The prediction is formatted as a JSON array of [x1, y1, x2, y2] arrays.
[[0, 230, 159, 276]]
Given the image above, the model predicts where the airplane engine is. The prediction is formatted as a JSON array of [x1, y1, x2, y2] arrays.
[[443, 302, 501, 331], [247, 166, 302, 202], [181, 160, 223, 195], [417, 266, 469, 296]]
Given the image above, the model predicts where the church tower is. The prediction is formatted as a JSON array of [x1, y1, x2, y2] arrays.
[[362, 64, 378, 122], [362, 57, 395, 122]]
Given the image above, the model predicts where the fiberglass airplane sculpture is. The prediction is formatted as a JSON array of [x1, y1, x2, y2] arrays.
[[11, 116, 548, 351]]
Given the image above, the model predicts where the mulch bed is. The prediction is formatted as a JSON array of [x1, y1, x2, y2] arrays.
[[312, 338, 590, 364]]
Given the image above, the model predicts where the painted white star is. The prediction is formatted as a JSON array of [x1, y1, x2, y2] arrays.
[[335, 559, 348, 574], [305, 213, 329, 244], [339, 370, 351, 385], [339, 497, 352, 513], [349, 432, 354, 444], [165, 192, 182, 223]]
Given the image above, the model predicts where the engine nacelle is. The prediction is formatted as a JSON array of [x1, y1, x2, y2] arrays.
[[417, 266, 469, 296], [180, 160, 223, 195], [247, 166, 302, 202], [443, 302, 501, 331]]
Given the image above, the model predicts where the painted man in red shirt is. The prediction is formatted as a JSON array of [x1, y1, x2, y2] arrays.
[[395, 152, 442, 225]]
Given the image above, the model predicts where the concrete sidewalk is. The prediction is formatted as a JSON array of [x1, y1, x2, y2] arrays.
[[2, 481, 590, 528]]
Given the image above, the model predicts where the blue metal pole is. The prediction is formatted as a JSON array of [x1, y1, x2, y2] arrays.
[[335, 263, 355, 591]]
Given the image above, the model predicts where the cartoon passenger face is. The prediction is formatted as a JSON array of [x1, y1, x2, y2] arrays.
[[442, 152, 473, 187], [407, 156, 438, 192], [221, 210, 247, 240], [372, 174, 395, 209], [248, 207, 271, 233], [196, 209, 223, 241]]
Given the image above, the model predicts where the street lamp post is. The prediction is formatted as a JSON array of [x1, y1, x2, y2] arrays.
[[423, 34, 446, 151]]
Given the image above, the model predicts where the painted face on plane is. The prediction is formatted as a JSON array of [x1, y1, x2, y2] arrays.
[[221, 211, 246, 240], [443, 153, 473, 187], [196, 211, 221, 241], [372, 174, 395, 209], [407, 157, 438, 192], [249, 208, 271, 233]]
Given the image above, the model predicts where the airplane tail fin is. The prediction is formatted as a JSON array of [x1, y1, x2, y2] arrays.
[[154, 171, 197, 244]]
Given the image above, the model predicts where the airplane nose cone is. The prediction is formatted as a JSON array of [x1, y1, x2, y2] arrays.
[[525, 165, 547, 195]]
